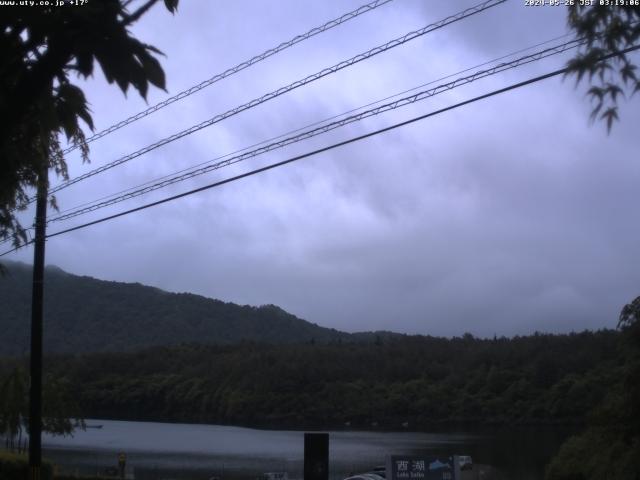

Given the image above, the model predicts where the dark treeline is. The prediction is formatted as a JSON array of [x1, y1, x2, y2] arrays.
[[1, 330, 623, 430], [0, 261, 392, 355]]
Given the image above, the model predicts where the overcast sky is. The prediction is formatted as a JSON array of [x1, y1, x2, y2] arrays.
[[8, 0, 640, 337]]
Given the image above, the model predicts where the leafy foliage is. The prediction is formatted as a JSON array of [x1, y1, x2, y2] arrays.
[[0, 369, 27, 451], [0, 367, 85, 453], [0, 0, 178, 247], [566, 5, 640, 131], [546, 429, 640, 480], [545, 295, 640, 480]]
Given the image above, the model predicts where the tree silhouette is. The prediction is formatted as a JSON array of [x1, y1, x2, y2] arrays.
[[566, 5, 640, 131], [0, 367, 84, 451], [0, 0, 178, 247], [546, 295, 640, 479]]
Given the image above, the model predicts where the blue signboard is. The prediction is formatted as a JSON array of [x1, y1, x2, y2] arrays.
[[386, 455, 459, 480]]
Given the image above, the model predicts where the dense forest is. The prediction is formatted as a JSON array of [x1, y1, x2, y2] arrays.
[[0, 330, 623, 429], [545, 297, 640, 479]]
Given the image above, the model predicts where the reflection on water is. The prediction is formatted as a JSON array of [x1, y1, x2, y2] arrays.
[[42, 420, 571, 480]]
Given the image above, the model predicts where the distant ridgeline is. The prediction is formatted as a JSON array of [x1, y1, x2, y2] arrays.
[[0, 260, 395, 355], [0, 261, 624, 428]]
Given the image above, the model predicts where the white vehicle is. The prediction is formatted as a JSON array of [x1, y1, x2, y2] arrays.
[[343, 474, 385, 480], [458, 455, 473, 471]]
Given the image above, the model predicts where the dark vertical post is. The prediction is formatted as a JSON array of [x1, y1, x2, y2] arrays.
[[29, 170, 48, 480], [304, 433, 329, 480]]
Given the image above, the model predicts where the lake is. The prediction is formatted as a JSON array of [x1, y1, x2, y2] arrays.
[[41, 420, 572, 480]]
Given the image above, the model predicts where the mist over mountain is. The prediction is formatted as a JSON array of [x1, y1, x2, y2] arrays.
[[0, 261, 397, 355]]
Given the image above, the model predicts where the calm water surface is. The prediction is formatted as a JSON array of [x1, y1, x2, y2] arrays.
[[41, 420, 571, 480]]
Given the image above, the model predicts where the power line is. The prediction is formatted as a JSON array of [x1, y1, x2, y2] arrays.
[[40, 67, 580, 239], [4, 43, 637, 260], [46, 36, 586, 224], [2, 45, 636, 257], [34, 0, 505, 202], [2, 46, 633, 258], [4, 31, 570, 244], [0, 58, 612, 259], [60, 0, 396, 155], [50, 31, 576, 219]]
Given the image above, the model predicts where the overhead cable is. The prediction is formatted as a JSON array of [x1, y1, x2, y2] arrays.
[[40, 67, 587, 239], [61, 0, 396, 154], [38, 0, 506, 200], [47, 37, 585, 224], [4, 42, 639, 258], [51, 31, 575, 219]]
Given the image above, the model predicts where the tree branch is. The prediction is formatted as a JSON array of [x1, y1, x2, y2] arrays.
[[121, 0, 159, 26]]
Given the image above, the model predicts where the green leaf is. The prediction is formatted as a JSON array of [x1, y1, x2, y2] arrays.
[[75, 51, 93, 77], [620, 62, 637, 85], [57, 83, 94, 130], [76, 105, 94, 131], [130, 61, 149, 99], [164, 0, 179, 13], [600, 107, 619, 133], [587, 86, 604, 101], [138, 49, 166, 90], [589, 101, 603, 124]]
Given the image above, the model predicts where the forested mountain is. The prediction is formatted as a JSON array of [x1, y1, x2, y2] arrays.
[[1, 261, 626, 429], [0, 330, 622, 429], [0, 261, 369, 355]]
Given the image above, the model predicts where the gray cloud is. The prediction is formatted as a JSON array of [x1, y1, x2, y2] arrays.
[[8, 0, 640, 339]]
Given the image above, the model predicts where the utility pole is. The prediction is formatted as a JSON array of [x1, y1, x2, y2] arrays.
[[29, 168, 47, 480]]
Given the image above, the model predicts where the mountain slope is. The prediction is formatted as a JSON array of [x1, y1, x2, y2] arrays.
[[0, 261, 350, 355]]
